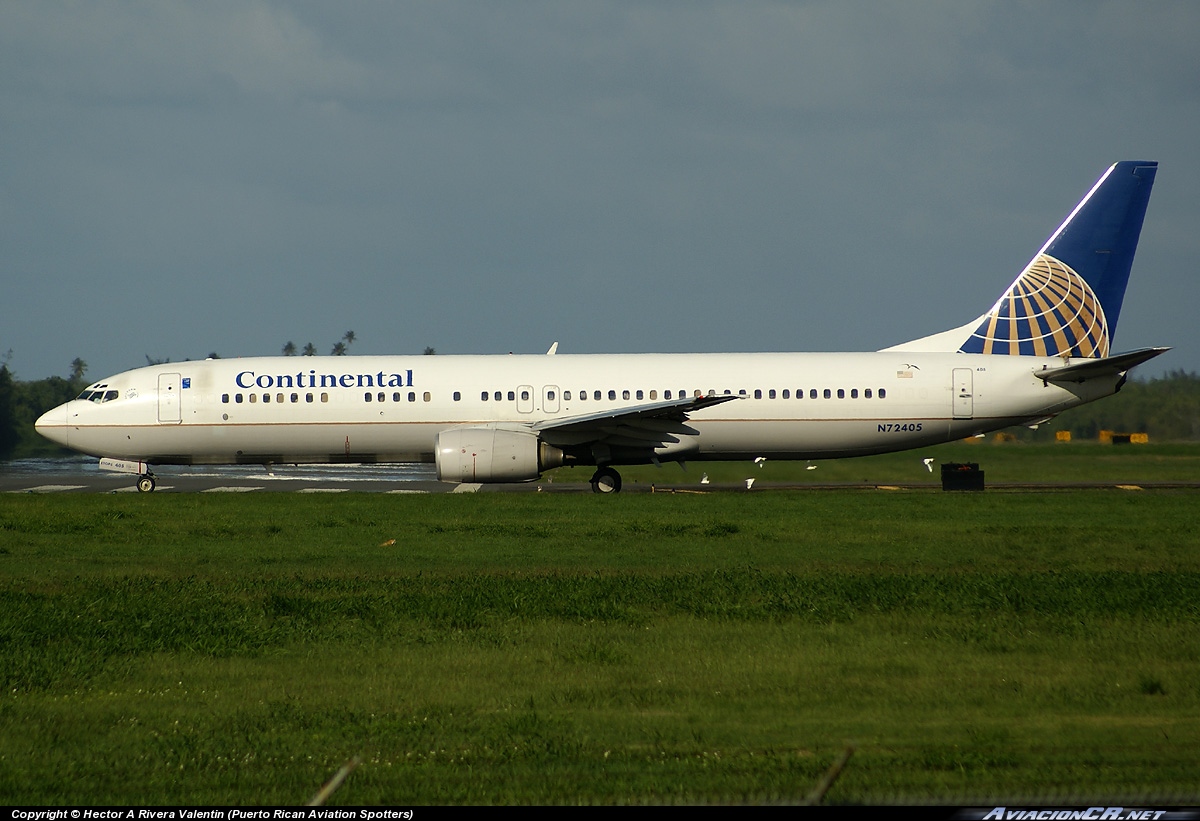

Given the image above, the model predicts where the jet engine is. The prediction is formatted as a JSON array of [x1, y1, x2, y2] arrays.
[[435, 426, 564, 483]]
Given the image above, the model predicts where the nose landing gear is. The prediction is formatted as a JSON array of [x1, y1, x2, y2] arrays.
[[136, 473, 157, 493]]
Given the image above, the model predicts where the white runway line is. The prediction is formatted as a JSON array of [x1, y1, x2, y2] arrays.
[[13, 485, 87, 493], [202, 486, 263, 493]]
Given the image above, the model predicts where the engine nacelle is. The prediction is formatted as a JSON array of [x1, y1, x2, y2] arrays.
[[435, 426, 564, 483]]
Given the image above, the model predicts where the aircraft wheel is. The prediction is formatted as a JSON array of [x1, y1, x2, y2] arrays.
[[136, 475, 156, 493], [590, 467, 622, 494]]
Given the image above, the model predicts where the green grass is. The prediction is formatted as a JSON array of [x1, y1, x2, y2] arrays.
[[1, 484, 1199, 804], [545, 441, 1200, 486]]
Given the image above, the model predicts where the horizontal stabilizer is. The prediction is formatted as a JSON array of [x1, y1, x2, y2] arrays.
[[1033, 347, 1170, 384]]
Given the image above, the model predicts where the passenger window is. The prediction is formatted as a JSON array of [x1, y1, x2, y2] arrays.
[[521, 390, 530, 401], [423, 392, 431, 402], [291, 393, 299, 403], [453, 392, 461, 401], [564, 391, 572, 401], [837, 389, 845, 399], [494, 391, 502, 401], [823, 389, 831, 399], [782, 389, 789, 398], [249, 394, 257, 404], [408, 392, 416, 402], [365, 393, 372, 403], [650, 390, 657, 400], [263, 393, 271, 403], [664, 390, 672, 400], [622, 390, 630, 400], [393, 392, 401, 402], [851, 389, 858, 399], [481, 391, 489, 401], [810, 389, 818, 399], [594, 391, 601, 400], [579, 391, 587, 401], [277, 393, 284, 404], [879, 388, 887, 399], [692, 390, 701, 397], [608, 390, 616, 400], [222, 394, 229, 403], [548, 390, 556, 401], [767, 389, 774, 399], [235, 394, 243, 404], [636, 390, 643, 400], [507, 391, 515, 401], [321, 393, 329, 403], [865, 388, 872, 398], [309, 393, 317, 403]]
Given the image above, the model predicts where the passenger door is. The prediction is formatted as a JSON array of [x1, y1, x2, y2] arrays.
[[158, 373, 182, 424]]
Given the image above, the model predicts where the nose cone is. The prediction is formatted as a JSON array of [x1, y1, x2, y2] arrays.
[[35, 403, 71, 447]]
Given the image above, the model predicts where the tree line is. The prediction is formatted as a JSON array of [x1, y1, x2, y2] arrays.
[[1, 361, 1197, 461]]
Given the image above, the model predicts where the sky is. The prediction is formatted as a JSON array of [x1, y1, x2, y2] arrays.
[[2, 1, 1198, 383]]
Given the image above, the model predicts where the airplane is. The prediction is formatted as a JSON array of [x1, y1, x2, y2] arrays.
[[36, 161, 1167, 494]]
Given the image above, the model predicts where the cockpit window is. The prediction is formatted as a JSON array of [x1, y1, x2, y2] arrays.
[[76, 386, 119, 403]]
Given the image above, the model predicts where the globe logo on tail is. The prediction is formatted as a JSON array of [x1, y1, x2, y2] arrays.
[[959, 254, 1109, 358]]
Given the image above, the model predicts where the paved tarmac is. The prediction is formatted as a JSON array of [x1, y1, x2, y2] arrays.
[[3, 458, 1197, 495]]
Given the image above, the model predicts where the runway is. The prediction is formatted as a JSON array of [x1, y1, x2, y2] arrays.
[[5, 457, 1198, 495]]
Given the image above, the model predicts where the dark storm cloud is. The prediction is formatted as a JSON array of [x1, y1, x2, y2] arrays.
[[2, 1, 1197, 381]]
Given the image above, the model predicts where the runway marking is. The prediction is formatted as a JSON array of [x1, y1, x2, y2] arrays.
[[387, 489, 430, 494], [202, 486, 263, 493], [297, 488, 349, 493], [11, 485, 87, 494], [112, 486, 175, 493], [452, 483, 482, 493]]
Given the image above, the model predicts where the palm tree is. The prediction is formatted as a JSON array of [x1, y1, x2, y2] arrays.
[[342, 330, 356, 348], [331, 342, 347, 356], [69, 358, 88, 384], [282, 341, 297, 356], [423, 346, 437, 355], [302, 343, 317, 356]]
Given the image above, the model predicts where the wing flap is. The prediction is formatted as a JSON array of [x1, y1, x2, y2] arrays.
[[533, 394, 740, 451]]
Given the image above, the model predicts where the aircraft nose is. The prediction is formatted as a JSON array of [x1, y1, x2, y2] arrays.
[[34, 403, 70, 447]]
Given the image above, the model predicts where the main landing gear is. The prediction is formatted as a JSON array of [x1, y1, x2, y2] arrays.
[[589, 466, 622, 494], [136, 473, 157, 493]]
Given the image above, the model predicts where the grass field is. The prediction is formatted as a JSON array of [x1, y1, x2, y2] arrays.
[[2, 451, 1199, 804], [545, 441, 1200, 487]]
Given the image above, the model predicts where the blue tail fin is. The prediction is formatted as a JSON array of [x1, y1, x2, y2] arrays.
[[886, 162, 1157, 357], [959, 161, 1157, 357]]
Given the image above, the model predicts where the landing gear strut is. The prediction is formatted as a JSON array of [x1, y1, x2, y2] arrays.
[[590, 466, 622, 494], [136, 473, 157, 493]]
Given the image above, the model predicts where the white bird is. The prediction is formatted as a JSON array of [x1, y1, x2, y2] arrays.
[[700, 473, 710, 484], [923, 457, 935, 473], [745, 478, 755, 490], [806, 462, 817, 471], [754, 456, 767, 468]]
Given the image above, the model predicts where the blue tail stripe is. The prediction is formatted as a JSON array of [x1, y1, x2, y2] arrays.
[[1044, 162, 1157, 336], [957, 161, 1156, 358]]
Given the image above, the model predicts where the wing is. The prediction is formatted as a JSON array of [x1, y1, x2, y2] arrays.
[[1033, 347, 1170, 384], [531, 394, 741, 452]]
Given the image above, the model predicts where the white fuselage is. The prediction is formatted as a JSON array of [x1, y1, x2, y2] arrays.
[[36, 351, 1112, 467]]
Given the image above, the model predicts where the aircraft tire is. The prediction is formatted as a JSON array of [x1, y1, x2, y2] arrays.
[[136, 475, 156, 493], [590, 467, 622, 494]]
